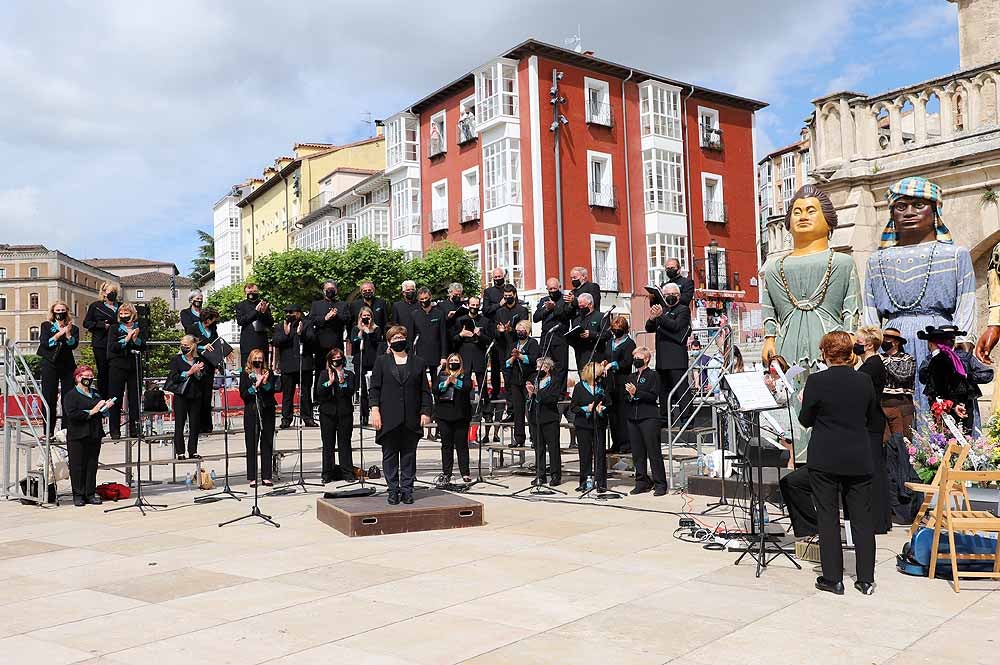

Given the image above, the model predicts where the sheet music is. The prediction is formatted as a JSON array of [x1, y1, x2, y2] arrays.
[[724, 371, 779, 412]]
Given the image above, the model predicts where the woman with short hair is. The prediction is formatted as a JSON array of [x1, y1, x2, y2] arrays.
[[370, 325, 433, 504], [37, 300, 79, 438], [165, 335, 206, 460], [604, 315, 635, 453], [240, 348, 276, 487], [625, 346, 666, 496], [434, 352, 473, 486], [82, 282, 119, 397], [571, 361, 610, 492], [505, 319, 539, 448], [106, 302, 145, 439], [351, 304, 384, 427], [526, 356, 563, 486], [800, 330, 880, 595], [63, 365, 108, 506]]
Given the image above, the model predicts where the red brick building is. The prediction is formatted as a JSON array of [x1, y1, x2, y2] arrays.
[[382, 39, 765, 328]]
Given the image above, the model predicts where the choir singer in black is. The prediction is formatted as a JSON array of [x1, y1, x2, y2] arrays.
[[526, 356, 563, 486], [62, 365, 107, 506], [316, 348, 357, 483], [106, 303, 145, 440], [240, 349, 276, 488], [165, 335, 206, 460], [434, 353, 473, 486], [82, 282, 119, 397], [235, 283, 273, 366], [505, 320, 538, 448], [533, 278, 572, 387], [273, 304, 316, 428], [626, 346, 667, 496], [37, 301, 79, 438], [571, 362, 610, 492], [370, 326, 433, 505]]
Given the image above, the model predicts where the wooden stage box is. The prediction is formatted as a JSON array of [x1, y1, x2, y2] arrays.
[[316, 489, 484, 537]]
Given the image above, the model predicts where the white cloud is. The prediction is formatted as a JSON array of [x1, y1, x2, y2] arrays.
[[0, 186, 40, 227]]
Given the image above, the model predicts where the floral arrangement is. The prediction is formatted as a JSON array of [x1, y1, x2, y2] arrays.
[[906, 403, 1000, 483]]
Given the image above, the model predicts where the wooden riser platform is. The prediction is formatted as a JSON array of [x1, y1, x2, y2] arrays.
[[316, 489, 484, 537]]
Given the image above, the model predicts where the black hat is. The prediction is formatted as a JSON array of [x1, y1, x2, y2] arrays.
[[916, 324, 966, 340], [283, 304, 302, 313]]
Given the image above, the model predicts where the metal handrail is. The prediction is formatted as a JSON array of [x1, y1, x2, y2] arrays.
[[3, 339, 52, 502]]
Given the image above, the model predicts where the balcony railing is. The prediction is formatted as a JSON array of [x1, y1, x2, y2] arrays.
[[309, 191, 331, 213], [457, 117, 477, 145], [427, 136, 446, 159], [700, 126, 723, 150], [704, 201, 727, 223], [586, 100, 613, 127], [429, 208, 449, 232], [461, 197, 480, 223], [592, 266, 619, 291], [588, 184, 617, 209]]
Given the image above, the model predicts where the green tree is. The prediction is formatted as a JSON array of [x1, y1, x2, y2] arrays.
[[205, 281, 247, 324], [190, 230, 214, 284], [407, 241, 480, 297]]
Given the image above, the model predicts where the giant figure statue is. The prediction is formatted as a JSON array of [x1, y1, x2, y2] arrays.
[[863, 176, 976, 414], [761, 185, 861, 463], [974, 243, 1000, 415]]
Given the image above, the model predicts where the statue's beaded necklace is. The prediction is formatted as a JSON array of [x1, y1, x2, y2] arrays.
[[777, 249, 835, 312], [877, 242, 936, 311]]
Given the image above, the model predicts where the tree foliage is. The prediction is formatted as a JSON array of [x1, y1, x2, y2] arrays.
[[190, 229, 214, 284], [206, 240, 480, 323]]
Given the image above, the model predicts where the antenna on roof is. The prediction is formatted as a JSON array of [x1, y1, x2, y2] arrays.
[[360, 111, 374, 131], [564, 25, 582, 53]]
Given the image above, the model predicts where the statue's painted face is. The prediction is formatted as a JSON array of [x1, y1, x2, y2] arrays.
[[891, 196, 935, 245], [788, 197, 830, 245]]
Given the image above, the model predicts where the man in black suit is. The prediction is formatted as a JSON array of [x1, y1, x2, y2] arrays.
[[660, 258, 695, 307], [482, 267, 507, 402], [349, 280, 389, 329], [410, 288, 448, 379], [566, 266, 601, 316], [439, 282, 467, 353], [391, 279, 419, 330], [569, 292, 610, 370], [452, 295, 492, 397], [308, 279, 348, 381], [533, 277, 572, 387], [235, 283, 274, 367], [179, 289, 205, 335], [494, 284, 529, 376], [644, 283, 691, 420], [273, 304, 316, 428]]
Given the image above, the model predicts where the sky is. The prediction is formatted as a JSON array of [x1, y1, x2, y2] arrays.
[[0, 0, 961, 275]]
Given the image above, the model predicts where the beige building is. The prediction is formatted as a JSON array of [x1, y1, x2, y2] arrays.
[[0, 244, 117, 345], [757, 131, 811, 260], [84, 258, 194, 310]]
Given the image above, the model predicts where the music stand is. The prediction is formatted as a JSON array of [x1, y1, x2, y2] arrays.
[[195, 363, 245, 503]]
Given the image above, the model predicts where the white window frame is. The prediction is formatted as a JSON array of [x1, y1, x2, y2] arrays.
[[590, 234, 618, 292], [461, 166, 480, 223], [0, 268, 5, 279], [586, 150, 614, 208], [431, 178, 449, 232], [781, 152, 796, 213], [386, 114, 419, 168], [458, 94, 478, 144], [646, 233, 688, 286], [643, 148, 685, 214], [135, 289, 145, 300], [640, 82, 681, 139], [463, 243, 482, 284], [0, 293, 6, 311], [482, 137, 521, 211], [704, 246, 728, 290], [429, 110, 446, 157], [584, 77, 612, 127], [476, 60, 518, 125], [484, 223, 524, 290], [390, 179, 421, 238], [698, 106, 721, 148], [701, 172, 725, 223]]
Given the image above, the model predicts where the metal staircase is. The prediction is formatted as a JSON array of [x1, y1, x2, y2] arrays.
[[2, 340, 53, 504]]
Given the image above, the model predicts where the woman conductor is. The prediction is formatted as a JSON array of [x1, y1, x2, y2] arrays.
[[316, 347, 357, 483], [240, 349, 276, 488], [37, 301, 79, 438], [62, 366, 108, 506], [165, 335, 206, 460], [106, 303, 145, 440], [369, 325, 433, 505], [434, 353, 473, 486], [799, 331, 880, 595], [625, 346, 667, 496]]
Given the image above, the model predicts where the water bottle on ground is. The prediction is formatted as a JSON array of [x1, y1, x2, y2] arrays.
[[184, 473, 192, 491]]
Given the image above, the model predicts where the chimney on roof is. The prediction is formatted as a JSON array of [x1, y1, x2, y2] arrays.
[[375, 119, 384, 138], [583, 50, 595, 57]]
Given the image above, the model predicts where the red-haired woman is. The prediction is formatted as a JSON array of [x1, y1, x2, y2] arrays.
[[62, 365, 109, 506]]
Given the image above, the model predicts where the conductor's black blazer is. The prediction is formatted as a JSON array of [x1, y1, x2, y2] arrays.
[[369, 353, 433, 442], [798, 365, 879, 476]]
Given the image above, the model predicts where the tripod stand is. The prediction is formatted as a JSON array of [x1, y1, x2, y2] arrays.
[[268, 330, 323, 496], [702, 400, 733, 515], [511, 331, 564, 497], [196, 364, 245, 503], [466, 339, 507, 492], [220, 391, 279, 528], [106, 341, 165, 515]]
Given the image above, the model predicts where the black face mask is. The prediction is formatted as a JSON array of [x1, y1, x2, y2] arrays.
[[469, 308, 479, 316], [504, 295, 515, 304], [80, 377, 93, 388], [633, 357, 645, 369], [285, 315, 296, 324], [665, 267, 679, 279], [580, 306, 592, 316], [537, 369, 547, 379], [54, 312, 67, 321], [493, 278, 504, 287], [571, 278, 582, 288], [853, 343, 866, 356], [613, 328, 626, 338], [516, 330, 528, 340], [362, 291, 374, 300], [404, 291, 416, 301], [252, 361, 263, 368], [665, 295, 679, 306], [448, 362, 461, 371], [880, 341, 894, 353], [119, 317, 129, 323], [332, 357, 345, 367], [247, 292, 259, 301], [106, 291, 118, 302], [451, 295, 462, 304], [181, 345, 191, 354], [548, 290, 561, 300], [420, 300, 432, 309], [192, 300, 203, 308], [325, 289, 337, 300], [390, 339, 407, 352], [361, 317, 371, 324]]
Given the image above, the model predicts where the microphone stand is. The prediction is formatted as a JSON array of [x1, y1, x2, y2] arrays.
[[195, 363, 245, 503], [466, 338, 507, 492], [579, 306, 624, 500], [106, 339, 165, 515], [220, 389, 279, 528], [512, 330, 563, 497]]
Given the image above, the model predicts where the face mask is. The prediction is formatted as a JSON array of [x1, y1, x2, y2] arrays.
[[54, 312, 67, 321], [571, 278, 582, 288], [106, 291, 118, 302], [580, 306, 592, 315], [504, 295, 515, 304], [181, 345, 191, 354], [361, 317, 371, 324], [119, 316, 129, 323], [493, 278, 504, 287], [665, 295, 679, 306], [537, 369, 547, 379], [325, 289, 337, 300], [451, 295, 462, 304], [252, 361, 263, 368], [853, 343, 866, 356], [633, 357, 645, 369], [448, 362, 461, 371], [390, 339, 407, 352], [613, 328, 626, 338], [404, 291, 415, 301], [192, 300, 203, 308], [469, 308, 479, 316], [362, 291, 374, 300], [80, 377, 93, 388], [516, 330, 528, 340], [420, 300, 432, 309], [548, 290, 561, 300], [665, 267, 679, 279], [880, 341, 894, 353], [247, 292, 258, 301], [286, 315, 296, 323], [332, 357, 345, 367]]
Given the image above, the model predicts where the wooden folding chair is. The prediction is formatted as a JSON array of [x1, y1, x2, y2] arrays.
[[906, 441, 972, 537], [928, 467, 1000, 592]]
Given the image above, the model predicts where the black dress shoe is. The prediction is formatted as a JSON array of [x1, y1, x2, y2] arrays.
[[189, 453, 202, 460], [629, 486, 652, 495], [815, 577, 845, 595], [401, 493, 414, 504], [575, 485, 586, 492], [550, 476, 562, 486], [303, 420, 318, 428], [531, 477, 547, 486], [387, 492, 400, 505], [854, 581, 876, 596], [86, 494, 103, 505], [176, 454, 186, 461], [74, 496, 86, 507], [653, 487, 668, 497]]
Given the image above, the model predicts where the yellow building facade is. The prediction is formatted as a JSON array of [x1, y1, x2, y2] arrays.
[[239, 136, 385, 273]]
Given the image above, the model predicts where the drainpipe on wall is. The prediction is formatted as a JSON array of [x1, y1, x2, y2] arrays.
[[621, 69, 635, 298]]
